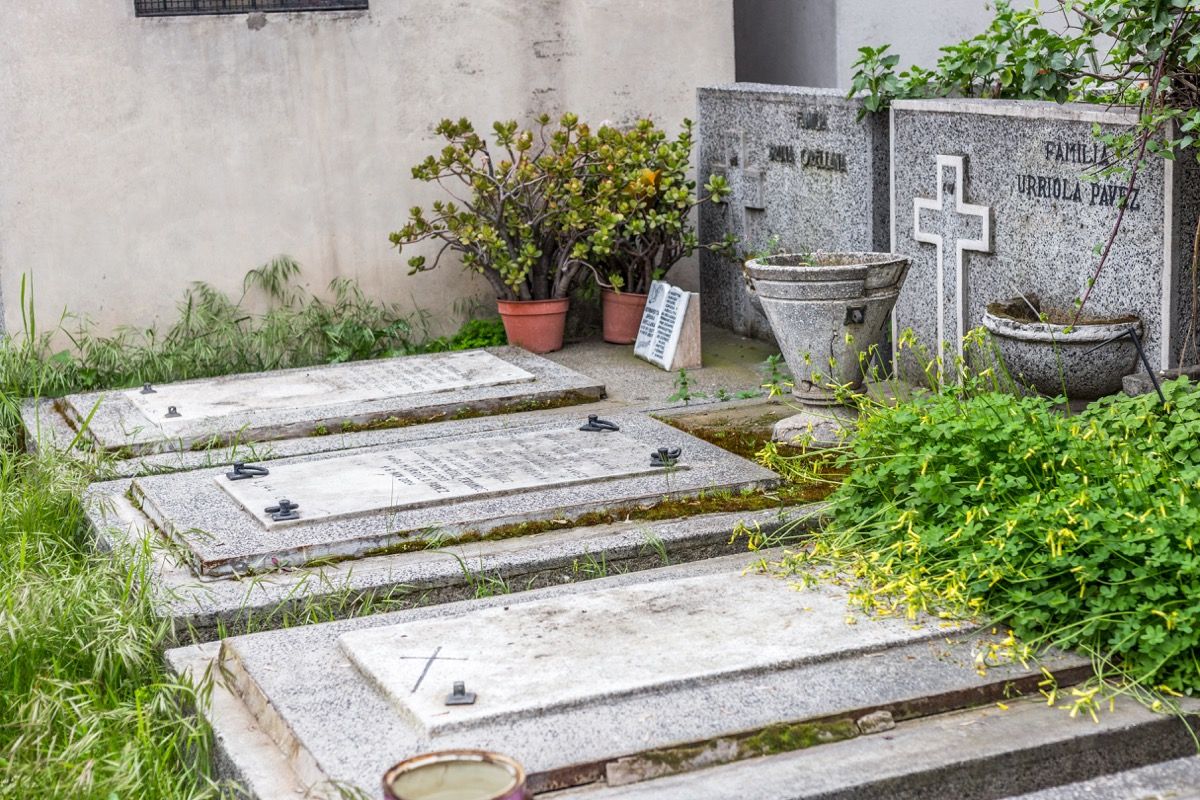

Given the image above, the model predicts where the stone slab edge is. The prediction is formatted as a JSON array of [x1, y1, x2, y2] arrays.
[[86, 466, 819, 641], [553, 696, 1200, 800], [128, 411, 780, 576], [187, 553, 1091, 797], [697, 84, 864, 104], [22, 346, 605, 463], [890, 97, 1140, 125], [1008, 754, 1200, 799]]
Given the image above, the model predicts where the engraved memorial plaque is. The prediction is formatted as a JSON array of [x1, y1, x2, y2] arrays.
[[39, 348, 604, 463], [218, 428, 677, 529], [634, 281, 700, 371], [123, 350, 533, 425]]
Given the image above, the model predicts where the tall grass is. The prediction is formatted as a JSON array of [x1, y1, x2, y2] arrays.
[[1, 257, 434, 401], [0, 433, 224, 797], [0, 258, 502, 797]]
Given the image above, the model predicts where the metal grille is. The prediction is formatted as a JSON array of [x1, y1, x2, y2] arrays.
[[134, 0, 367, 16]]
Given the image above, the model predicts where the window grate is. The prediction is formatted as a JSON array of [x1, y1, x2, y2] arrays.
[[134, 0, 367, 16]]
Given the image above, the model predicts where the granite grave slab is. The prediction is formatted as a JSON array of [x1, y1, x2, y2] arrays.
[[124, 410, 778, 578], [891, 98, 1200, 376], [697, 84, 890, 340], [168, 552, 1091, 798], [23, 346, 604, 469]]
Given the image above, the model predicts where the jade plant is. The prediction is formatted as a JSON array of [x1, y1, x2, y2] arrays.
[[580, 119, 732, 295], [391, 114, 734, 302], [390, 114, 602, 302]]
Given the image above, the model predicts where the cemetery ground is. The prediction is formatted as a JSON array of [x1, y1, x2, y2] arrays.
[[7, 269, 1200, 799]]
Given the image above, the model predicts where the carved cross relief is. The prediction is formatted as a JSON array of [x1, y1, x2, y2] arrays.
[[708, 129, 766, 235], [913, 154, 993, 373]]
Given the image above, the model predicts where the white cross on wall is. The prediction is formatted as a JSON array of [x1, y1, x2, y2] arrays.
[[912, 154, 993, 375]]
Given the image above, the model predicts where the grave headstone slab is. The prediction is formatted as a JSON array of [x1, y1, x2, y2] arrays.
[[127, 411, 777, 577], [26, 347, 605, 467], [187, 554, 1088, 797], [697, 85, 890, 340], [633, 281, 701, 371], [891, 98, 1200, 375]]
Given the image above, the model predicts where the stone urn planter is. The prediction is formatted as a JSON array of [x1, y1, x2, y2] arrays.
[[982, 297, 1143, 401], [744, 252, 910, 446]]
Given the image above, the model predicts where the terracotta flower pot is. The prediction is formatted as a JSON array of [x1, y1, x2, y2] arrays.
[[496, 297, 570, 354], [600, 289, 649, 344]]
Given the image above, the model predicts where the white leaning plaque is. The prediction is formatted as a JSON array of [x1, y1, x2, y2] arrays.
[[633, 281, 701, 371]]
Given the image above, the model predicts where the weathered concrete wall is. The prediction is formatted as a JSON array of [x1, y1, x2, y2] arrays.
[[735, 0, 1035, 90], [0, 1, 734, 336], [734, 0, 836, 87]]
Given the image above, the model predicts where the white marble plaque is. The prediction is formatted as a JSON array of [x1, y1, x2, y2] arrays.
[[124, 350, 535, 427], [217, 428, 676, 528], [634, 281, 693, 370], [338, 571, 948, 735]]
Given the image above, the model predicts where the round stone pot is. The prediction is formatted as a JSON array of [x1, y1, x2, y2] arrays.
[[600, 289, 649, 344], [383, 750, 530, 800], [982, 299, 1143, 401], [496, 298, 570, 354], [744, 252, 910, 403]]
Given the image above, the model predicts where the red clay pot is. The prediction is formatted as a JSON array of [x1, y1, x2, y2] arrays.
[[600, 289, 649, 344], [496, 297, 570, 353]]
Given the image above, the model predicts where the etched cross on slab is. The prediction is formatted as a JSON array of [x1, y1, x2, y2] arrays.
[[912, 154, 993, 373], [708, 129, 766, 234]]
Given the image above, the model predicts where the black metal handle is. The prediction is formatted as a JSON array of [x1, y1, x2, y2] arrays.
[[580, 415, 620, 432], [651, 447, 682, 467], [226, 462, 270, 481]]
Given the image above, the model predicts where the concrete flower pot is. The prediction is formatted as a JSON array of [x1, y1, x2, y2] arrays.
[[982, 298, 1143, 401], [744, 251, 910, 445]]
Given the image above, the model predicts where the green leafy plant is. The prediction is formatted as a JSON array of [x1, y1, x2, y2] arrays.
[[760, 353, 793, 398], [668, 367, 705, 405], [425, 317, 507, 351], [0, 259, 502, 398], [582, 119, 732, 295], [391, 114, 606, 301], [764, 362, 1200, 699]]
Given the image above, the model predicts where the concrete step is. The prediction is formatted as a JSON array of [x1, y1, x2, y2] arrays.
[[551, 695, 1199, 800], [1005, 754, 1200, 799]]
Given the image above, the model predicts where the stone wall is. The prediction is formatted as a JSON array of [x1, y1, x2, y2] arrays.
[[0, 1, 734, 336]]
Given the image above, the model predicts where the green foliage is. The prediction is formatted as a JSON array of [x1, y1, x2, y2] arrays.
[[581, 119, 732, 295], [760, 353, 793, 398], [0, 260, 501, 434], [0, 447, 224, 798], [390, 114, 604, 301], [390, 114, 733, 301], [769, 373, 1200, 696], [848, 2, 1094, 110], [668, 368, 705, 405], [0, 258, 426, 402], [849, 0, 1200, 163], [424, 317, 508, 352]]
